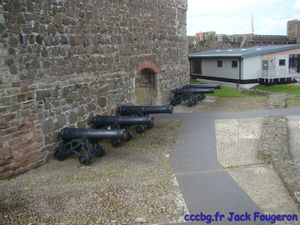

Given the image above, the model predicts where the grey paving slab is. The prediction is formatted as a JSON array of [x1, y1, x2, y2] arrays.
[[158, 107, 300, 225], [176, 171, 259, 213], [170, 113, 221, 173]]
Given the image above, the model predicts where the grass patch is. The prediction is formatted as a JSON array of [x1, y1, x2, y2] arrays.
[[207, 86, 262, 98], [189, 79, 262, 98], [190, 79, 201, 84], [252, 84, 300, 95]]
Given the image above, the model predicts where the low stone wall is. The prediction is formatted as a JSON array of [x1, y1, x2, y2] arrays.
[[267, 94, 287, 109], [238, 87, 270, 96], [258, 116, 300, 208], [239, 88, 288, 109]]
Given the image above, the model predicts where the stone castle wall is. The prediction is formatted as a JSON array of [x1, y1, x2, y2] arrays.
[[188, 33, 292, 53], [189, 19, 300, 53], [0, 0, 189, 178], [287, 19, 300, 43]]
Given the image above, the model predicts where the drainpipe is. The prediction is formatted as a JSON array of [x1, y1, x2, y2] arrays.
[[189, 59, 192, 78], [237, 57, 242, 88]]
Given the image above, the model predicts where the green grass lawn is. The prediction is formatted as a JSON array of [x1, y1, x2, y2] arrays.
[[252, 84, 300, 95], [207, 86, 262, 98], [190, 79, 261, 98], [190, 79, 201, 84]]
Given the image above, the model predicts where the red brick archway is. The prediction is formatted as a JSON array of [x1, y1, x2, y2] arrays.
[[132, 60, 160, 105], [132, 60, 160, 75]]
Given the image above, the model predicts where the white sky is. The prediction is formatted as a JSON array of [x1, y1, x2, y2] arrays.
[[187, 0, 300, 36]]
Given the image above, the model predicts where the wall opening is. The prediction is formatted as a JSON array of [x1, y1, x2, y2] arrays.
[[135, 68, 157, 105]]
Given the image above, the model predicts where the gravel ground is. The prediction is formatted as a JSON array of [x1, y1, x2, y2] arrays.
[[174, 96, 268, 113], [0, 120, 188, 225], [216, 118, 299, 225]]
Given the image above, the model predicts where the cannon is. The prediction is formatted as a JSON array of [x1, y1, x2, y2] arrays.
[[182, 84, 221, 89], [170, 87, 214, 107], [54, 127, 128, 165], [117, 105, 173, 116], [91, 115, 154, 146]]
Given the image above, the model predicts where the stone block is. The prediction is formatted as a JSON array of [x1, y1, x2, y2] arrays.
[[36, 90, 51, 101], [46, 24, 56, 35], [97, 97, 107, 107], [36, 35, 43, 44], [77, 105, 86, 117], [60, 35, 68, 44], [5, 58, 14, 66], [9, 36, 18, 46], [44, 36, 53, 46], [17, 93, 27, 102], [87, 103, 96, 112], [55, 114, 67, 129], [77, 121, 86, 128], [0, 123, 9, 129], [8, 48, 16, 55], [68, 111, 77, 124], [9, 65, 18, 74], [41, 47, 48, 57], [41, 118, 55, 135]]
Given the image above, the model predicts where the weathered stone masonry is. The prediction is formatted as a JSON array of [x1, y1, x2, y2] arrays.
[[0, 0, 189, 178]]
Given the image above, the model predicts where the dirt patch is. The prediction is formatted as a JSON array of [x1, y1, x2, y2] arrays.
[[0, 120, 187, 225], [174, 96, 268, 113]]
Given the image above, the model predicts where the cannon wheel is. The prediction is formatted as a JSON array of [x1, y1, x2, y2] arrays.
[[111, 138, 122, 147], [187, 96, 197, 107], [54, 144, 67, 161], [135, 125, 145, 134], [79, 155, 91, 165], [147, 122, 154, 129], [171, 94, 182, 106], [94, 146, 105, 157], [123, 130, 132, 141]]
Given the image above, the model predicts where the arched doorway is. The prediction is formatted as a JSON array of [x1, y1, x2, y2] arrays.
[[135, 68, 157, 105]]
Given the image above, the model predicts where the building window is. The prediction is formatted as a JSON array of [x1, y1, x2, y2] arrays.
[[232, 60, 238, 68], [279, 59, 285, 66], [217, 60, 223, 67]]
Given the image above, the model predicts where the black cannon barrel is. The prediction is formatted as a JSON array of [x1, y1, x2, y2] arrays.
[[117, 105, 173, 115], [60, 127, 127, 141], [182, 84, 221, 89], [172, 87, 214, 94], [92, 115, 154, 127]]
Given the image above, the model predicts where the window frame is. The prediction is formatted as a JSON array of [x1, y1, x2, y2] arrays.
[[231, 60, 238, 68], [279, 59, 285, 66], [217, 60, 223, 67]]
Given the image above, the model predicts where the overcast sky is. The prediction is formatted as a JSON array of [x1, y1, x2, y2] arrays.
[[187, 0, 300, 36]]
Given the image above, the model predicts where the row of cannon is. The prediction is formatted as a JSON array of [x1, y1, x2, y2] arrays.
[[170, 83, 221, 107], [54, 83, 221, 165], [54, 105, 173, 165]]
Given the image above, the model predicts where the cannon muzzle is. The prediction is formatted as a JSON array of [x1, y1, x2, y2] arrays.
[[60, 127, 127, 141], [182, 84, 221, 89], [117, 105, 173, 116], [92, 115, 154, 127], [172, 87, 214, 94]]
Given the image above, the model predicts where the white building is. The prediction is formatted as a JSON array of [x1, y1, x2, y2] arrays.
[[189, 44, 300, 85]]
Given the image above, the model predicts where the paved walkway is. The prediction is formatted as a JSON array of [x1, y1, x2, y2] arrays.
[[159, 107, 300, 225]]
